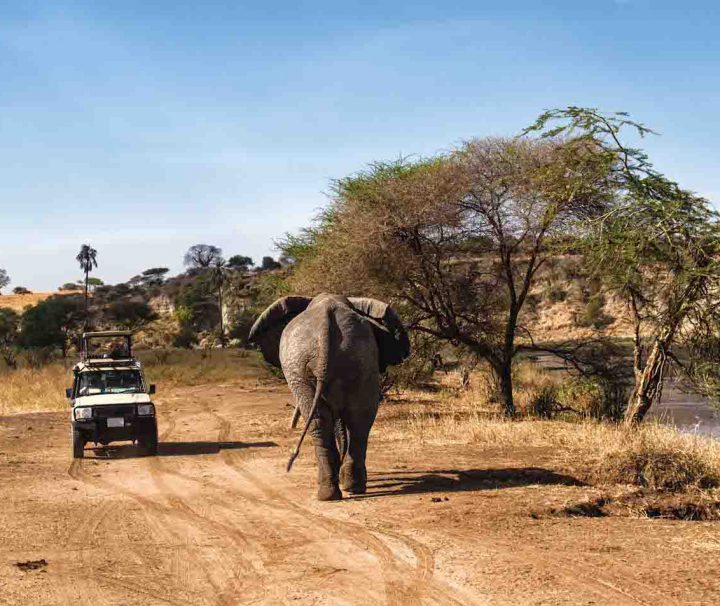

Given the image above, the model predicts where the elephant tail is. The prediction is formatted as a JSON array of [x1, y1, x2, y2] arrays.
[[286, 310, 332, 473], [335, 416, 348, 465], [286, 377, 325, 473]]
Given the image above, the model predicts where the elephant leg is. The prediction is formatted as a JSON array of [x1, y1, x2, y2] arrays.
[[309, 404, 342, 501], [340, 407, 377, 494]]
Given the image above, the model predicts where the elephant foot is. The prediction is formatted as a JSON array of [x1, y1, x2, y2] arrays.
[[317, 483, 342, 501], [340, 465, 366, 494]]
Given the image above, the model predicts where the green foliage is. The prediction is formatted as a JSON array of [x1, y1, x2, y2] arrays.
[[227, 255, 253, 270], [172, 326, 198, 349], [12, 286, 31, 295], [104, 299, 157, 330], [174, 305, 193, 326], [174, 272, 219, 331], [260, 256, 281, 271], [75, 244, 98, 274], [0, 268, 10, 292], [0, 308, 19, 344], [527, 106, 720, 421], [19, 295, 84, 355], [59, 282, 82, 291]]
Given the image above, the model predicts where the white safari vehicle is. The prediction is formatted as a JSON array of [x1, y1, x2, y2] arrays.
[[67, 331, 158, 458]]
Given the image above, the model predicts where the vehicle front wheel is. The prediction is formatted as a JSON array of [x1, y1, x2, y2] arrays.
[[72, 429, 85, 459], [140, 430, 158, 456]]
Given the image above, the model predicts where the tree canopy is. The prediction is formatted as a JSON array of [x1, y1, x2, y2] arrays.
[[184, 244, 224, 269]]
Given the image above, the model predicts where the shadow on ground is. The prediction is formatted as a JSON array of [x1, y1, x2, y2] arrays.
[[356, 467, 585, 498], [90, 440, 277, 458]]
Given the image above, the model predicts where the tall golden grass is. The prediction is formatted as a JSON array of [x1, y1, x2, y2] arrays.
[[0, 349, 274, 416]]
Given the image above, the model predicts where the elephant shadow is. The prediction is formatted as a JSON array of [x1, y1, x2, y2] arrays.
[[358, 467, 585, 498]]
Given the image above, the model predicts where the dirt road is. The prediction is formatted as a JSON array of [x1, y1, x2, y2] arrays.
[[1, 381, 719, 605]]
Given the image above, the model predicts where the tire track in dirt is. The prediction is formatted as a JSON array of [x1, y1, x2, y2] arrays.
[[147, 412, 269, 604], [68, 459, 212, 605], [52, 497, 115, 606], [153, 395, 343, 605], [444, 528, 681, 606], [191, 398, 403, 604], [69, 440, 250, 604], [202, 400, 478, 606]]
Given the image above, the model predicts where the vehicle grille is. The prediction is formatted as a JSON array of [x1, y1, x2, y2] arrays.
[[93, 405, 135, 418]]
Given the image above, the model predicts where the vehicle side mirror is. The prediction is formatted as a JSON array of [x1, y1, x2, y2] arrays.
[[66, 388, 74, 400], [148, 384, 156, 395]]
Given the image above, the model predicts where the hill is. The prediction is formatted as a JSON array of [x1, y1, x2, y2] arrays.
[[0, 292, 70, 312]]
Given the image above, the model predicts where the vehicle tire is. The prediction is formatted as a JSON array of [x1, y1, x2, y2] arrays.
[[140, 430, 158, 456], [72, 429, 85, 459]]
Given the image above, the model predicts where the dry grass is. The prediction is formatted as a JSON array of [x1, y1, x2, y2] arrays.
[[0, 349, 278, 416], [0, 364, 70, 415], [376, 363, 720, 497], [0, 291, 71, 312]]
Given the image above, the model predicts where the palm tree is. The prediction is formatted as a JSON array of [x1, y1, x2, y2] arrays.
[[76, 244, 98, 326]]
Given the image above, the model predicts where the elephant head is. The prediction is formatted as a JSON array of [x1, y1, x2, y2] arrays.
[[249, 295, 410, 372]]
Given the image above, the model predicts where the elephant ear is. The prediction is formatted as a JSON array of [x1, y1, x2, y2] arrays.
[[348, 297, 411, 371], [249, 296, 312, 368]]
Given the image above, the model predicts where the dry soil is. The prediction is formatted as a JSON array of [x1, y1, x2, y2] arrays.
[[1, 382, 719, 605]]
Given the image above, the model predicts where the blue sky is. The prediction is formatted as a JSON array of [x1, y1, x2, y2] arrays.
[[1, 1, 719, 290]]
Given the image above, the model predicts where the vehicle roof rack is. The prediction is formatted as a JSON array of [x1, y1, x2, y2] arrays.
[[82, 330, 134, 338], [81, 331, 134, 362]]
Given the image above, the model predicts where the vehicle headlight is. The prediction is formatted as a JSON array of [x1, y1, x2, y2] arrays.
[[137, 404, 155, 416], [74, 407, 93, 420]]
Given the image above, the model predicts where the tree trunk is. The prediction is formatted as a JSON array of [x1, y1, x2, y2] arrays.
[[218, 285, 226, 348], [624, 338, 668, 425], [84, 270, 89, 327], [495, 361, 516, 417]]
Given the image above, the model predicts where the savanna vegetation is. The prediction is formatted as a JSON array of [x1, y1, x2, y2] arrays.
[[2, 106, 720, 517]]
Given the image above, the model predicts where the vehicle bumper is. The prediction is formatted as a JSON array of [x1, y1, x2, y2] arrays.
[[72, 416, 157, 445]]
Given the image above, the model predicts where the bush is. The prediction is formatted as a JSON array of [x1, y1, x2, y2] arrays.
[[595, 435, 720, 491], [173, 327, 198, 349], [527, 384, 559, 418]]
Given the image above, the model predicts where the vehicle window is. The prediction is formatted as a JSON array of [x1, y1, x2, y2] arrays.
[[77, 370, 144, 395]]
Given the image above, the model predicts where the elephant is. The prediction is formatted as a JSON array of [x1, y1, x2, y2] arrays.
[[249, 293, 410, 501]]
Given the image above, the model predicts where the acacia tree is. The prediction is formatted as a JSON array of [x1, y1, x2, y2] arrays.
[[527, 107, 720, 424], [184, 244, 223, 269], [20, 295, 85, 357], [282, 136, 612, 415], [76, 244, 98, 324]]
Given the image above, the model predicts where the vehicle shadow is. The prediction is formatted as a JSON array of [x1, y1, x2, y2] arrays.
[[159, 440, 277, 456], [350, 467, 585, 499], [90, 440, 277, 459]]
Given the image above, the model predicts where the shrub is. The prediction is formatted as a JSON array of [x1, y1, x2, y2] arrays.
[[592, 428, 720, 491]]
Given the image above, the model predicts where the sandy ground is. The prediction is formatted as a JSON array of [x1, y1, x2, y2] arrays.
[[1, 382, 720, 605]]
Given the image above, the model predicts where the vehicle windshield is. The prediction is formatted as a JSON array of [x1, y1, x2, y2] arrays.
[[77, 370, 144, 395]]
